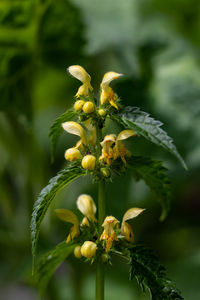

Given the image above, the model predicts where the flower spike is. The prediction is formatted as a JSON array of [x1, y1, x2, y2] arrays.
[[68, 65, 93, 97]]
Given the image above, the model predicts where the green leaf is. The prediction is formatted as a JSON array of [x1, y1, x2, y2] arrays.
[[49, 108, 77, 162], [129, 246, 184, 300], [128, 156, 171, 221], [111, 106, 187, 169], [35, 242, 76, 297], [31, 165, 85, 270]]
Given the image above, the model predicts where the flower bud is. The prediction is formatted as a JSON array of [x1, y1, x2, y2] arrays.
[[64, 148, 82, 161], [100, 167, 110, 178], [81, 241, 97, 258], [101, 253, 109, 262], [81, 155, 96, 170], [74, 100, 85, 111], [74, 245, 82, 258], [83, 101, 95, 114], [98, 108, 106, 117]]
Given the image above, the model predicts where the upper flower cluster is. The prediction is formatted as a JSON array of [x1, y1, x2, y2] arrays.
[[68, 64, 122, 109]]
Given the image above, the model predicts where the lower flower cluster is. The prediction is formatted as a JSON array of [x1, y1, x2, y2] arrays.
[[56, 194, 144, 262]]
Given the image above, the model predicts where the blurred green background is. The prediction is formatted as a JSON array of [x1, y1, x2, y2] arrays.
[[0, 0, 200, 299]]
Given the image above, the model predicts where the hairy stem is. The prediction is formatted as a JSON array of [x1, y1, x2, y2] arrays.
[[96, 126, 105, 300]]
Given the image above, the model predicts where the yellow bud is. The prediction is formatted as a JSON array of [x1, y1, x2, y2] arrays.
[[81, 155, 96, 170], [74, 245, 82, 258], [98, 108, 106, 117], [83, 101, 95, 114], [74, 100, 85, 111], [81, 241, 97, 258], [64, 148, 82, 161]]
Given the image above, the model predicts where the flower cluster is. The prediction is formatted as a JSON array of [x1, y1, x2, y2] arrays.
[[56, 194, 144, 260], [62, 65, 136, 174], [56, 65, 145, 263]]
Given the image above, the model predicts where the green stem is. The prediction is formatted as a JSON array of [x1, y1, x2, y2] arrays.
[[96, 126, 106, 300]]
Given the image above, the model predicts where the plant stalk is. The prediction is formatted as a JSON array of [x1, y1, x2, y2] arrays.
[[96, 125, 105, 300]]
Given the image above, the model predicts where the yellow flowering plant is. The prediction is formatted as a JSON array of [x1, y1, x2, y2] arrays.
[[31, 65, 186, 299]]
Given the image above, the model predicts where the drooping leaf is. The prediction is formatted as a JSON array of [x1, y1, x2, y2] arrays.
[[31, 165, 85, 270], [129, 246, 184, 300], [111, 106, 187, 169], [49, 108, 77, 161], [128, 156, 171, 221], [35, 241, 76, 297]]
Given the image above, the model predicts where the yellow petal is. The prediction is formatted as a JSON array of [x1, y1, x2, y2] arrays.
[[56, 209, 79, 226], [121, 222, 134, 243], [77, 194, 97, 222], [62, 121, 87, 145], [117, 130, 136, 141], [122, 208, 145, 223], [100, 134, 116, 147], [68, 65, 92, 87], [102, 216, 119, 226], [101, 72, 123, 91]]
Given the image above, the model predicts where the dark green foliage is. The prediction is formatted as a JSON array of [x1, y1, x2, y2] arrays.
[[35, 242, 76, 297], [49, 108, 77, 161], [31, 165, 85, 270], [129, 246, 184, 300], [111, 106, 187, 169], [128, 156, 171, 221]]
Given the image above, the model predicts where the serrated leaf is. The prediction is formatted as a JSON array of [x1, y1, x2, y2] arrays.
[[111, 106, 187, 169], [129, 246, 184, 300], [31, 165, 85, 270], [35, 241, 76, 297], [128, 156, 171, 221], [49, 108, 77, 162]]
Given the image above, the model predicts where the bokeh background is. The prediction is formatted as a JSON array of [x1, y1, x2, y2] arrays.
[[0, 0, 200, 299]]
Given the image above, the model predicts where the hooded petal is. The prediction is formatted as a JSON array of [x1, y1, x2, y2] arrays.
[[68, 65, 93, 97], [122, 208, 145, 223], [100, 72, 123, 91], [68, 65, 92, 87], [56, 209, 79, 226], [77, 194, 97, 222], [62, 121, 87, 145], [116, 130, 136, 141]]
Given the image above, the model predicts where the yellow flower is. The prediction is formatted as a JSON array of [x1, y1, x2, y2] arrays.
[[100, 134, 116, 165], [56, 209, 80, 243], [83, 118, 97, 147], [100, 216, 119, 252], [121, 208, 145, 243], [81, 241, 97, 258], [100, 71, 122, 109], [62, 120, 97, 158], [68, 65, 93, 97], [77, 194, 97, 226], [100, 130, 136, 165], [62, 121, 87, 151]]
